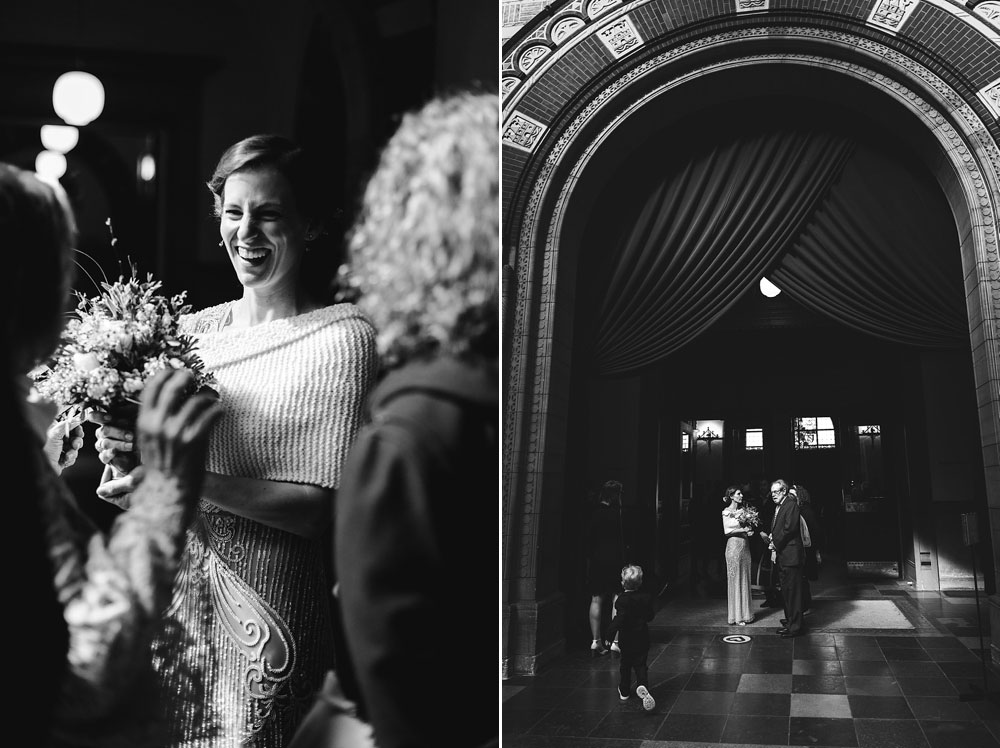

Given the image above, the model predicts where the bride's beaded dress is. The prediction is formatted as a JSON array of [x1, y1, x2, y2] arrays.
[[153, 302, 377, 748], [722, 511, 754, 625]]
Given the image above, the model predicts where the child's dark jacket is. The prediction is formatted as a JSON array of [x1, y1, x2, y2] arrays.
[[606, 590, 654, 654]]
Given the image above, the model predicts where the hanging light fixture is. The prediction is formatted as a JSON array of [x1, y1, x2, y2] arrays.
[[697, 427, 721, 453], [759, 277, 781, 298], [137, 153, 156, 182], [35, 150, 67, 180], [697, 426, 721, 444], [52, 71, 105, 126], [40, 124, 79, 154]]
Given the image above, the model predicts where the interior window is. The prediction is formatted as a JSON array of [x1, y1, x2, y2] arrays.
[[793, 416, 836, 449]]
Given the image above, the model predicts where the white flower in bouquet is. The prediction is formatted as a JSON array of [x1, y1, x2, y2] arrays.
[[31, 260, 216, 429], [734, 505, 761, 529]]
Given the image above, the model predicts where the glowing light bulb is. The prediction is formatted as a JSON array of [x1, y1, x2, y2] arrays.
[[35, 150, 67, 180], [759, 277, 781, 298], [138, 154, 156, 182], [40, 124, 79, 154], [52, 71, 105, 126]]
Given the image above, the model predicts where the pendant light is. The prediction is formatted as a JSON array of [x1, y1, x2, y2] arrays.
[[52, 71, 105, 126], [40, 124, 80, 154], [759, 277, 781, 298]]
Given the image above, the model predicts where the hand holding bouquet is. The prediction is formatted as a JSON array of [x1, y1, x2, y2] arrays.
[[30, 263, 216, 434], [734, 505, 761, 530]]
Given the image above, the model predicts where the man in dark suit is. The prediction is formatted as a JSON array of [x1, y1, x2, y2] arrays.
[[755, 479, 782, 609], [759, 479, 804, 637]]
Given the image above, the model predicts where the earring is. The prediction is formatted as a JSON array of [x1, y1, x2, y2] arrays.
[[218, 240, 224, 247]]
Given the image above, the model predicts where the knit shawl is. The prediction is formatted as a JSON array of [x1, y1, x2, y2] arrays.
[[181, 302, 378, 489]]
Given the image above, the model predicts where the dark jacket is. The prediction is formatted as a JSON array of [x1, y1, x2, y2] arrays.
[[586, 500, 630, 593], [606, 590, 654, 654], [770, 497, 804, 567], [799, 502, 823, 580], [798, 502, 822, 550], [332, 356, 498, 748]]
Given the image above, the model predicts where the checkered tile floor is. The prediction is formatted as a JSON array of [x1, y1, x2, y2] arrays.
[[503, 570, 1000, 747]]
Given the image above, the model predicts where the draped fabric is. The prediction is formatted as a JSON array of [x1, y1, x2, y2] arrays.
[[771, 149, 968, 348], [588, 129, 968, 376], [593, 130, 856, 375]]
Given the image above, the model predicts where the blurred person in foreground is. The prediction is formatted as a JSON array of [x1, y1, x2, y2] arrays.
[[2, 161, 222, 747], [288, 89, 499, 748]]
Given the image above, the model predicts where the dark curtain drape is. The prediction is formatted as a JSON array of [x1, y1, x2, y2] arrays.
[[589, 131, 967, 376], [593, 129, 855, 375], [771, 148, 967, 348]]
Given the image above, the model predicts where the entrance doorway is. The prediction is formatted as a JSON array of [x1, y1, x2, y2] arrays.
[[652, 286, 917, 595], [674, 409, 902, 598]]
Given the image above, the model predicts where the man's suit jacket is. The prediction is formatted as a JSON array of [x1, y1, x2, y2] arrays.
[[770, 497, 804, 567]]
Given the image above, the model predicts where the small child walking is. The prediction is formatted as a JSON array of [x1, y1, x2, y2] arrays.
[[605, 564, 656, 711]]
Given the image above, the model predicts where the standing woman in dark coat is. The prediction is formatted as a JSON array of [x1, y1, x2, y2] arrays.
[[586, 480, 628, 655], [288, 90, 499, 748], [792, 484, 822, 614]]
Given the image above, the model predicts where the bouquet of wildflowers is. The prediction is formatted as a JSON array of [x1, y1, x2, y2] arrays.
[[31, 262, 216, 429], [733, 505, 761, 529]]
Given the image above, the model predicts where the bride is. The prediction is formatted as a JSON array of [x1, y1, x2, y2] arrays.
[[91, 133, 379, 748], [722, 486, 757, 626]]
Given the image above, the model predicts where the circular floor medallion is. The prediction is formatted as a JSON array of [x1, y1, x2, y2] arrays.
[[722, 634, 751, 644]]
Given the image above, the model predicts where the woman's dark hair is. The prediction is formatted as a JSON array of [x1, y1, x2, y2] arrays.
[[207, 134, 349, 306], [723, 485, 741, 503], [0, 163, 77, 376]]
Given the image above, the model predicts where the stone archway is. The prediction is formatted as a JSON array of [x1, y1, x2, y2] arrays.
[[502, 3, 1000, 677]]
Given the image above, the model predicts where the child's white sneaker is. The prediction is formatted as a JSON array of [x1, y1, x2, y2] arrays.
[[610, 640, 621, 654], [636, 684, 655, 711]]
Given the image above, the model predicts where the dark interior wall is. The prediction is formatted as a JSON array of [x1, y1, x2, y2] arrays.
[[574, 318, 908, 521], [583, 376, 642, 496], [566, 316, 990, 598], [921, 350, 986, 505], [435, 0, 497, 92], [919, 350, 992, 589]]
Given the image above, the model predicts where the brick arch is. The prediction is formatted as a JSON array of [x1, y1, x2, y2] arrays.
[[502, 3, 1000, 229], [502, 9, 1000, 676]]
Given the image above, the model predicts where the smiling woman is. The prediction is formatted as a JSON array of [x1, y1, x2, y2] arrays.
[[208, 134, 345, 321], [91, 133, 380, 747], [215, 164, 319, 325]]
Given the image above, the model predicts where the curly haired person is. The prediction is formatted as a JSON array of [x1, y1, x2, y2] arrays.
[[289, 89, 499, 748]]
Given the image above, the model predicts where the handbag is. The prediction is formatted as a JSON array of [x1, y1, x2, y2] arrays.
[[754, 551, 772, 588], [800, 517, 812, 548]]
